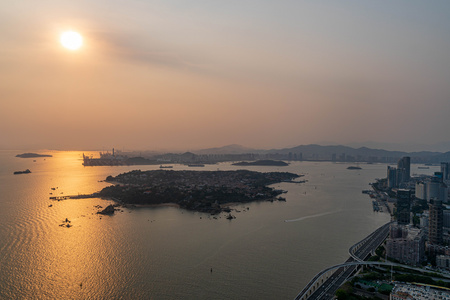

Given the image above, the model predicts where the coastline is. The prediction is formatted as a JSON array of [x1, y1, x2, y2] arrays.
[[127, 203, 181, 209]]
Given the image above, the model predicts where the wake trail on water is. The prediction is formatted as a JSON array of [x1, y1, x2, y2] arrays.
[[284, 210, 342, 222]]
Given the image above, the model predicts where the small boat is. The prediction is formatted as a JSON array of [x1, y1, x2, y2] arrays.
[[347, 166, 362, 170], [159, 165, 173, 169], [188, 164, 205, 167], [14, 169, 31, 175]]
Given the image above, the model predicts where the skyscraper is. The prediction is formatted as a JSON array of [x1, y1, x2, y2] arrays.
[[429, 199, 444, 245], [397, 156, 411, 184], [396, 189, 411, 225], [387, 166, 398, 188], [441, 162, 449, 181]]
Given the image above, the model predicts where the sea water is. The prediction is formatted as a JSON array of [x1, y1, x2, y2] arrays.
[[1, 150, 435, 299]]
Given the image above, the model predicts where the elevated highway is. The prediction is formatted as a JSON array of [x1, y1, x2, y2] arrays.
[[294, 222, 392, 300]]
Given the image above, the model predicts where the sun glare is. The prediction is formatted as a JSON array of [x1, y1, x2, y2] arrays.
[[60, 31, 83, 50]]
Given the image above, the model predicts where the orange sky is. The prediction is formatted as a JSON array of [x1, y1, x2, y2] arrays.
[[1, 1, 450, 151]]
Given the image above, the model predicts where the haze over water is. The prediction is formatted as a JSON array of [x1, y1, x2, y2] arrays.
[[7, 151, 443, 299]]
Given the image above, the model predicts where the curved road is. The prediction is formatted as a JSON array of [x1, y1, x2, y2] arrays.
[[295, 222, 392, 300]]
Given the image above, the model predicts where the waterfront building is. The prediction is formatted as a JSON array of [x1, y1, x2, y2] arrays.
[[390, 283, 450, 300], [397, 156, 411, 185], [387, 166, 398, 188], [429, 199, 444, 245], [396, 189, 411, 225], [442, 162, 449, 181], [386, 224, 425, 266]]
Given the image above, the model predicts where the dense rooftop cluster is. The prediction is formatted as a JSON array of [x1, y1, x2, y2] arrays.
[[100, 170, 299, 214]]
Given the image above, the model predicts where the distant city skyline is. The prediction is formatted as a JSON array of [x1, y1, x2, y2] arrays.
[[1, 1, 450, 151]]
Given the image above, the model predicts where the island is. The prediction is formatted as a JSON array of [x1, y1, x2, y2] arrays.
[[232, 160, 289, 166], [16, 153, 52, 158], [98, 169, 300, 214]]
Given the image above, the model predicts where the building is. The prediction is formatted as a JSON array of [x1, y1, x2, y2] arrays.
[[437, 255, 450, 270], [397, 156, 411, 185], [386, 223, 425, 266], [415, 181, 426, 200], [444, 210, 450, 228], [442, 162, 449, 181], [429, 199, 444, 245], [429, 177, 448, 202], [388, 166, 398, 188], [427, 178, 440, 202], [419, 212, 429, 232], [396, 189, 411, 225], [416, 177, 448, 203], [389, 223, 409, 239]]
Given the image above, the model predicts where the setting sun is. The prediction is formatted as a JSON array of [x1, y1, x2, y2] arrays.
[[60, 31, 83, 50]]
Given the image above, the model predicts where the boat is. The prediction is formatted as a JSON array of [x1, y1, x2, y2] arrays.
[[347, 166, 362, 170], [188, 164, 205, 167], [13, 169, 31, 175], [159, 165, 173, 169]]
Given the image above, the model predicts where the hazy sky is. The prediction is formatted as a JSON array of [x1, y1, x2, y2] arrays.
[[1, 1, 450, 151]]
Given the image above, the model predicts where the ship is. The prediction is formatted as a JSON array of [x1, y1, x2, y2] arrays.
[[160, 165, 173, 169], [14, 169, 31, 175], [347, 166, 362, 170]]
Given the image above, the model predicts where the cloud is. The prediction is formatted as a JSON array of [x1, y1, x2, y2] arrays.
[[87, 29, 211, 74]]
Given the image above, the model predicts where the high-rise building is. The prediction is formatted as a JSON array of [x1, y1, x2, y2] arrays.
[[443, 210, 450, 228], [429, 199, 444, 245], [442, 162, 449, 181], [396, 189, 411, 225], [387, 166, 398, 188], [386, 224, 425, 266], [415, 181, 426, 200], [397, 156, 411, 184], [426, 177, 448, 203]]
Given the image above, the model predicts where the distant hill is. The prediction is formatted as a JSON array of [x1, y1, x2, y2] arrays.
[[433, 151, 450, 163], [193, 144, 259, 155], [266, 144, 442, 159], [190, 144, 448, 163]]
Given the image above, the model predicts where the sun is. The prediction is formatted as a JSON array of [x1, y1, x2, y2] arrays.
[[60, 31, 83, 50]]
